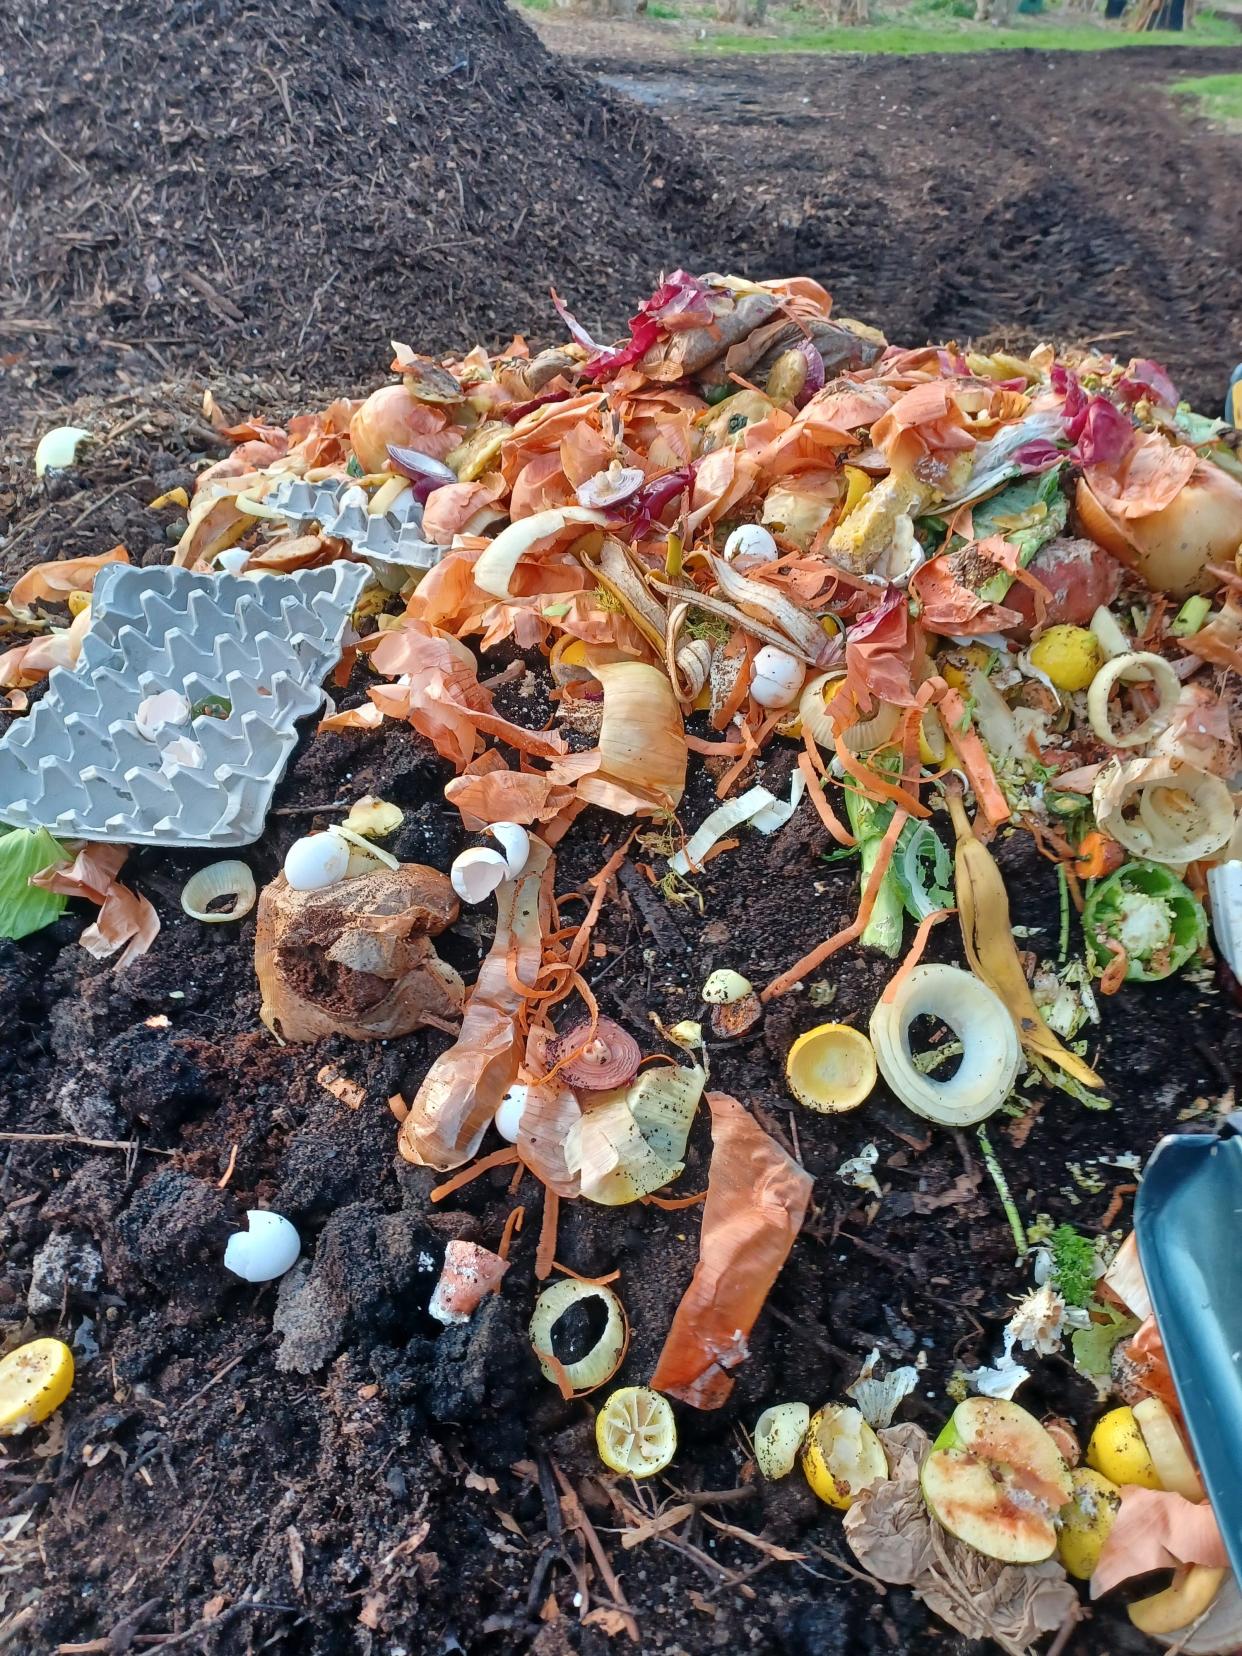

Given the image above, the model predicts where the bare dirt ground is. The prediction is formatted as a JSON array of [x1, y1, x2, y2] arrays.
[[533, 15, 1242, 414], [3, 8, 1242, 1656]]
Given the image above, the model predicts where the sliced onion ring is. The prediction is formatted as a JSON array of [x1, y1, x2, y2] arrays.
[[799, 672, 901, 754], [529, 1277, 628, 1395], [181, 860, 256, 923], [548, 1016, 641, 1090], [1093, 757, 1235, 865], [869, 964, 1020, 1127], [1087, 651, 1180, 749]]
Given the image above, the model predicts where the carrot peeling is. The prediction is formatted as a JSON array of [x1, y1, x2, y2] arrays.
[[881, 907, 955, 1005], [934, 685, 1010, 826], [430, 1146, 520, 1203], [762, 808, 908, 1001], [536, 1187, 560, 1280], [797, 749, 856, 847]]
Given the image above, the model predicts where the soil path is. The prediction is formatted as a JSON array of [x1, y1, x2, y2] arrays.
[[535, 20, 1242, 411]]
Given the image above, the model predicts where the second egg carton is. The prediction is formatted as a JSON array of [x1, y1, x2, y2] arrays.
[[266, 476, 445, 584]]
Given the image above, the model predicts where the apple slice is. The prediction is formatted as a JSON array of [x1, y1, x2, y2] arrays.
[[921, 1397, 1073, 1564]]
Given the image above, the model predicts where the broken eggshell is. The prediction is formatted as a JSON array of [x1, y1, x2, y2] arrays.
[[723, 523, 777, 564], [493, 1082, 529, 1144], [486, 821, 531, 878], [451, 845, 510, 904], [224, 1210, 300, 1283], [749, 645, 806, 710], [284, 830, 351, 891], [428, 1239, 510, 1325], [134, 690, 191, 740]]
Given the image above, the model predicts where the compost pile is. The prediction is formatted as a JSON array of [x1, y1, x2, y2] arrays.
[[3, 271, 1242, 1656], [0, 0, 718, 425]]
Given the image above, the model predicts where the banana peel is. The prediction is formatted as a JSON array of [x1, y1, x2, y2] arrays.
[[945, 787, 1103, 1091]]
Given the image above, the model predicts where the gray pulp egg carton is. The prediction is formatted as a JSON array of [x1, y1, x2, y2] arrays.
[[266, 476, 445, 587], [0, 560, 370, 848]]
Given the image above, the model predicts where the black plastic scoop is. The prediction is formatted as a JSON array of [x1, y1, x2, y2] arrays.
[[1135, 1113, 1242, 1579]]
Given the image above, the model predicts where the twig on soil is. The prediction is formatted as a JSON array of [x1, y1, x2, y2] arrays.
[[176, 1344, 264, 1414], [0, 1131, 173, 1155], [217, 1143, 239, 1188], [66, 479, 142, 532], [552, 1463, 640, 1642], [270, 800, 349, 815], [805, 1541, 889, 1594]]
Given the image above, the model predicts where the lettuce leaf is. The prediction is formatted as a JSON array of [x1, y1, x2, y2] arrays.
[[0, 827, 68, 940]]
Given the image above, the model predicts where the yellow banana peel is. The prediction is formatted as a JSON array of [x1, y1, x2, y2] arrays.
[[946, 788, 1103, 1091]]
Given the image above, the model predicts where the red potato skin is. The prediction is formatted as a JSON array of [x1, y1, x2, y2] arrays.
[[1003, 537, 1125, 640]]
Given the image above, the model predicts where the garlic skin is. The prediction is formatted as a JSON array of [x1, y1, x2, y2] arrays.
[[723, 523, 777, 564], [450, 846, 509, 904], [487, 821, 531, 879], [224, 1210, 300, 1282], [494, 1083, 529, 1144], [750, 645, 805, 709], [284, 830, 351, 891]]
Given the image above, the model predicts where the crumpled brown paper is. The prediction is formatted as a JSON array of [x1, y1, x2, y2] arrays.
[[256, 864, 463, 1042], [843, 1425, 1079, 1656]]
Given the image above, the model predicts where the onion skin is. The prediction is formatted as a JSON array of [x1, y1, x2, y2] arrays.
[[351, 386, 443, 476], [549, 1016, 641, 1090], [1076, 466, 1242, 599]]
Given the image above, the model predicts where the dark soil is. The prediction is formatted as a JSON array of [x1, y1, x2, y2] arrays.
[[0, 0, 726, 430], [4, 8, 1242, 1655], [570, 37, 1242, 416]]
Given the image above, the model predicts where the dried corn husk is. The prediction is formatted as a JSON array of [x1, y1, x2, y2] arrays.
[[399, 839, 554, 1170], [256, 864, 463, 1043], [650, 1091, 813, 1409], [564, 1063, 706, 1206]]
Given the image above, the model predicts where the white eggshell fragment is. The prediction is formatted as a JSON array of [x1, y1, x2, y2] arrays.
[[135, 690, 191, 740], [451, 846, 508, 904], [750, 645, 806, 709], [487, 821, 531, 879], [224, 1210, 301, 1283], [494, 1084, 530, 1144], [284, 830, 351, 891], [217, 548, 250, 576], [35, 425, 91, 477], [723, 523, 778, 563]]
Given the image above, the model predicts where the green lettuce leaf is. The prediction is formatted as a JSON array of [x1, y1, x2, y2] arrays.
[[0, 827, 69, 941]]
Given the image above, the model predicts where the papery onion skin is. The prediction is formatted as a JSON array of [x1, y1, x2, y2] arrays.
[[351, 386, 442, 476], [528, 1277, 628, 1394], [387, 443, 456, 486], [1087, 652, 1180, 749]]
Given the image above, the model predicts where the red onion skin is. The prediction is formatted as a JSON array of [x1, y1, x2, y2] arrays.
[[793, 339, 825, 409]]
